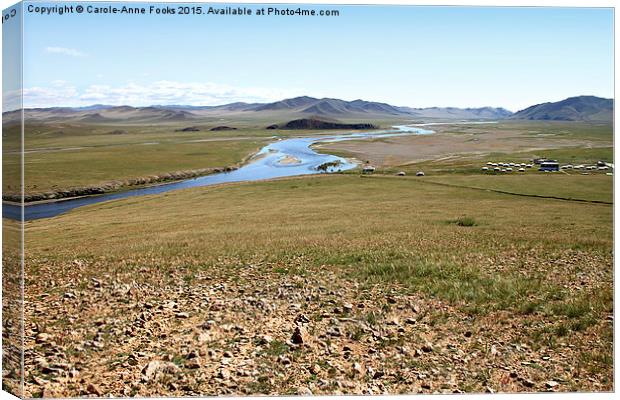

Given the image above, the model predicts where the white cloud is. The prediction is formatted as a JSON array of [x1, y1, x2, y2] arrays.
[[21, 80, 303, 108], [45, 46, 87, 57]]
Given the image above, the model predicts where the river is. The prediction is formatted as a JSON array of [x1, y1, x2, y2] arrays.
[[2, 125, 433, 221]]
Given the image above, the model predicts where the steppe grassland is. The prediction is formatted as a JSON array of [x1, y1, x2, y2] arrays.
[[22, 173, 612, 394]]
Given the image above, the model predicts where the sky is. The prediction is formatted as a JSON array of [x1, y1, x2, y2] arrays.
[[3, 2, 615, 111]]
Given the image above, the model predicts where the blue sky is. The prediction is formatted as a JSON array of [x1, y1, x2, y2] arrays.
[[8, 3, 615, 111]]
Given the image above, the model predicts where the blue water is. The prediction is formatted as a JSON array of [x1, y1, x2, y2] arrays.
[[2, 125, 433, 221]]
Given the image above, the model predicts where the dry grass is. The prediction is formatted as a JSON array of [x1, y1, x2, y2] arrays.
[[7, 141, 613, 395]]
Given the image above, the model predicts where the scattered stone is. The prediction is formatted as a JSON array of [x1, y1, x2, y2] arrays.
[[142, 361, 180, 382], [17, 243, 612, 396], [258, 335, 274, 344], [294, 314, 310, 324], [297, 387, 313, 396], [186, 350, 199, 359], [34, 357, 49, 369], [291, 326, 309, 345], [546, 381, 559, 389], [35, 333, 52, 344], [422, 342, 433, 353], [218, 369, 231, 380], [86, 383, 101, 396], [309, 364, 322, 375], [202, 320, 216, 329], [352, 362, 363, 375]]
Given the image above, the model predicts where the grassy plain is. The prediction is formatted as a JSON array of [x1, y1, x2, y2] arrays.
[[9, 138, 266, 194], [420, 174, 613, 203], [21, 173, 613, 396]]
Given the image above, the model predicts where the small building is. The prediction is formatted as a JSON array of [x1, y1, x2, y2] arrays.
[[397, 171, 406, 176], [362, 165, 376, 174], [416, 171, 425, 176], [539, 161, 559, 172]]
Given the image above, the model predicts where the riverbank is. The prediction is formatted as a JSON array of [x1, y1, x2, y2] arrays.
[[4, 126, 434, 220], [3, 130, 270, 199], [2, 166, 239, 203], [3, 141, 271, 204]]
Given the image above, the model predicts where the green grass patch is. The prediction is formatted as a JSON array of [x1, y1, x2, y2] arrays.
[[449, 216, 478, 227], [264, 340, 288, 357]]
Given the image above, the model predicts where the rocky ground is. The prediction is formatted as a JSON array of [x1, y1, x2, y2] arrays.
[[18, 253, 613, 397], [2, 225, 24, 398]]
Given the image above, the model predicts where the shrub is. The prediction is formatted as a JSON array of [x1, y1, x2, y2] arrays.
[[451, 217, 477, 227]]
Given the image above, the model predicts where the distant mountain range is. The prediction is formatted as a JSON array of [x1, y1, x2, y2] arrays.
[[3, 95, 612, 124], [509, 96, 613, 122], [202, 96, 514, 120]]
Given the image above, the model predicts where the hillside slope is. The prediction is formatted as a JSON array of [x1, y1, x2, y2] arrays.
[[510, 96, 613, 122]]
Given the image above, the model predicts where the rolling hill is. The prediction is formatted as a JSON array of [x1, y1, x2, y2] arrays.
[[4, 96, 515, 125], [510, 96, 613, 122], [266, 117, 378, 130]]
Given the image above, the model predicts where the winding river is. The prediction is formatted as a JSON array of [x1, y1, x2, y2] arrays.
[[2, 125, 433, 221]]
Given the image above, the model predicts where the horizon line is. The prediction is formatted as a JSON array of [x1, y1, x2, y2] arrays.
[[2, 93, 614, 114]]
